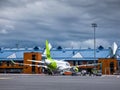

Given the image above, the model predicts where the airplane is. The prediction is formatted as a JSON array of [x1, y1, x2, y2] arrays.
[[11, 40, 101, 75]]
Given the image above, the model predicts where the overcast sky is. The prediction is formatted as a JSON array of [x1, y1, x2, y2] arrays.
[[0, 0, 120, 48]]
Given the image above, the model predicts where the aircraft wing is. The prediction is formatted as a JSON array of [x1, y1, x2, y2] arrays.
[[11, 60, 47, 68], [76, 63, 101, 67], [27, 60, 45, 63]]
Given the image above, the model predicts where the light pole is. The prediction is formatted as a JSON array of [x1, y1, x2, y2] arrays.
[[92, 23, 97, 67]]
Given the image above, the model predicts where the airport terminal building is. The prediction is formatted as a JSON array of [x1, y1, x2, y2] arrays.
[[0, 45, 120, 74]]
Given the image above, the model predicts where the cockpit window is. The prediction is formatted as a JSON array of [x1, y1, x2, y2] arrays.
[[66, 63, 70, 66]]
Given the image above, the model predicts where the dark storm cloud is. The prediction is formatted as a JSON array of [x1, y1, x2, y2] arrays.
[[0, 0, 120, 48]]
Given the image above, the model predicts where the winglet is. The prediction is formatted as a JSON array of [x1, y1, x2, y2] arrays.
[[11, 60, 16, 64]]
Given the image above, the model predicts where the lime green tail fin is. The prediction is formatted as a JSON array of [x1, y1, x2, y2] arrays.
[[46, 40, 52, 60]]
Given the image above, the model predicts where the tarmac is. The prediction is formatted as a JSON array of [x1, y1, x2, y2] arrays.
[[0, 74, 120, 90]]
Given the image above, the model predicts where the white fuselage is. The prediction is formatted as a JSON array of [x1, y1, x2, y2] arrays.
[[44, 59, 71, 71], [55, 60, 71, 71]]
